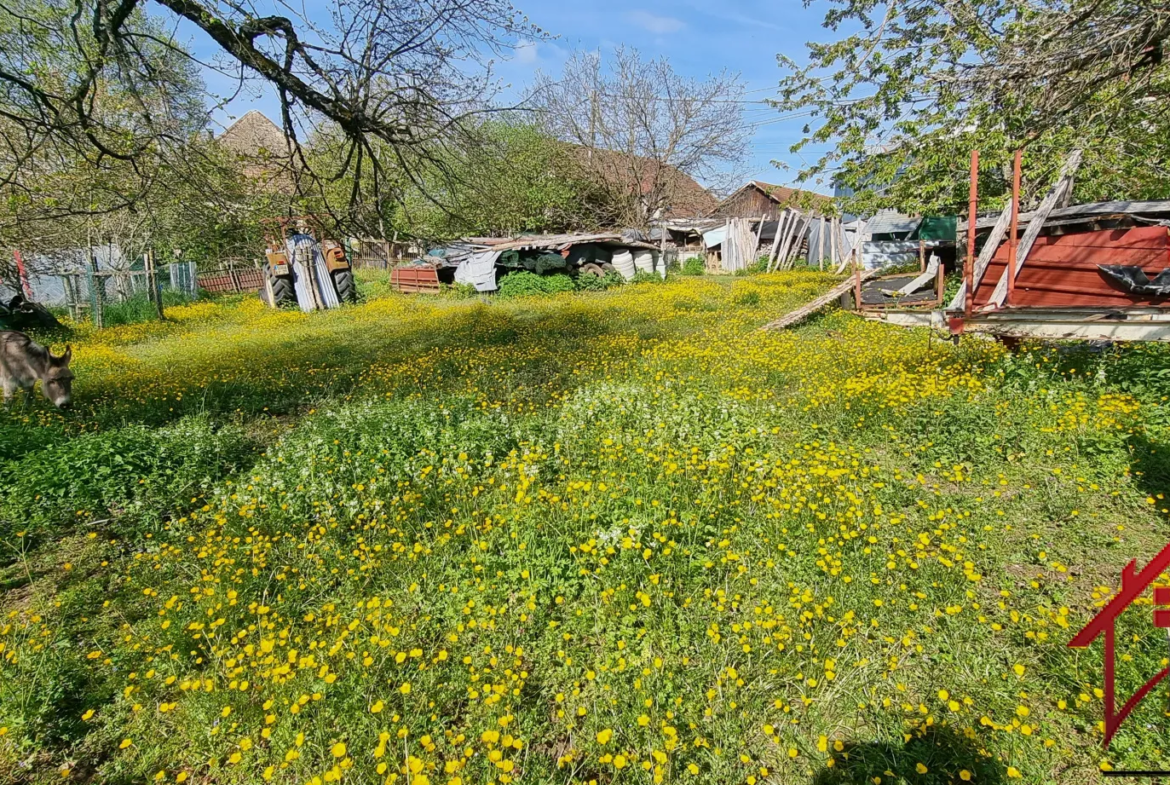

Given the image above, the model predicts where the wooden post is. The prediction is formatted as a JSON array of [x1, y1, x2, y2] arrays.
[[830, 218, 838, 270], [659, 221, 668, 278], [1006, 149, 1022, 307], [145, 248, 164, 320], [722, 218, 730, 272], [816, 217, 825, 270], [964, 149, 979, 318], [852, 249, 863, 309], [87, 252, 103, 329], [918, 240, 926, 273], [936, 254, 945, 305]]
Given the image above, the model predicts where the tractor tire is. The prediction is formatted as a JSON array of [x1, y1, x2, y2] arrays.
[[579, 263, 605, 278], [600, 262, 617, 274], [332, 268, 357, 303], [261, 263, 295, 307]]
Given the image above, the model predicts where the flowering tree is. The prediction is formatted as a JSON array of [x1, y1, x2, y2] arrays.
[[776, 0, 1170, 214]]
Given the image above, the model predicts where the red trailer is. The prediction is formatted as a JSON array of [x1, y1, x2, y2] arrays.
[[870, 198, 1170, 342], [970, 225, 1170, 310]]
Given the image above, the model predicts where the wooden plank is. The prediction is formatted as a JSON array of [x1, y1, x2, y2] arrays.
[[782, 212, 812, 269], [894, 255, 941, 295], [767, 211, 789, 269], [760, 268, 879, 331], [948, 203, 1012, 311], [773, 211, 801, 271], [984, 150, 1083, 309]]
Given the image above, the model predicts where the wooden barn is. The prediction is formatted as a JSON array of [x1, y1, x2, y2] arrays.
[[711, 181, 833, 220]]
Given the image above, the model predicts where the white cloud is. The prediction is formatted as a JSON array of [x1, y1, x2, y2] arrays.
[[514, 40, 539, 65], [626, 10, 685, 34]]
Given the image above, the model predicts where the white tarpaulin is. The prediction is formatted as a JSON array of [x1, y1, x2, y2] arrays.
[[702, 226, 727, 249], [454, 250, 502, 292]]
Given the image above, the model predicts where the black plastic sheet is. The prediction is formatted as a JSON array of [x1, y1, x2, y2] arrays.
[[1097, 265, 1170, 295]]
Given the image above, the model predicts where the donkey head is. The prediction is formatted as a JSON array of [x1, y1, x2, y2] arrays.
[[43, 346, 73, 408]]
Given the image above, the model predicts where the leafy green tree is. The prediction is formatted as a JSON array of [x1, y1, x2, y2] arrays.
[[776, 0, 1170, 214], [403, 121, 617, 239]]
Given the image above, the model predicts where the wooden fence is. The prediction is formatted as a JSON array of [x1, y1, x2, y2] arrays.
[[197, 264, 264, 294]]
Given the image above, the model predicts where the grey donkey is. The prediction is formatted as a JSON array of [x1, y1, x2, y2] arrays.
[[0, 331, 73, 408]]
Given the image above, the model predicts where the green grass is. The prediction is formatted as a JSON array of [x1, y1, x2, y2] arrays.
[[1, 272, 1169, 784], [100, 289, 204, 327]]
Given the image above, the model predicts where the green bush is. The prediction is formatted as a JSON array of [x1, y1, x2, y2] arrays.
[[629, 271, 662, 284], [446, 282, 479, 299], [0, 415, 253, 545], [681, 256, 705, 276], [574, 271, 624, 292], [497, 271, 576, 298], [735, 257, 771, 276], [542, 274, 576, 294]]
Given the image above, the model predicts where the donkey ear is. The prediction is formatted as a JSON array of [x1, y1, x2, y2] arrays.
[[61, 345, 72, 364]]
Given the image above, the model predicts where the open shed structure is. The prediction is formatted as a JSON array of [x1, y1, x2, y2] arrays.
[[451, 233, 665, 293]]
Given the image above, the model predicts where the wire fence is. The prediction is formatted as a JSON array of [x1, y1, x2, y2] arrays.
[[10, 259, 199, 324], [7, 234, 404, 327]]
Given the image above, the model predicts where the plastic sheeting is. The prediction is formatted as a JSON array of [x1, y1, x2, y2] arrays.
[[454, 250, 502, 292], [1097, 265, 1170, 295], [702, 226, 727, 249]]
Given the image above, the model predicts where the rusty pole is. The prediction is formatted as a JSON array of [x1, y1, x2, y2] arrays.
[[1007, 149, 1022, 306], [964, 150, 979, 318], [12, 250, 33, 299]]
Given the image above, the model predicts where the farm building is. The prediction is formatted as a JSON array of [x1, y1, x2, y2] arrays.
[[216, 111, 296, 192], [711, 181, 833, 219]]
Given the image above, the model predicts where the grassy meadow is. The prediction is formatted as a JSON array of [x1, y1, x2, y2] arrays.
[[3, 270, 1170, 784]]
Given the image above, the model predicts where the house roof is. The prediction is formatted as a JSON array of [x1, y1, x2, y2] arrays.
[[216, 111, 292, 160], [718, 181, 834, 213], [573, 146, 718, 218]]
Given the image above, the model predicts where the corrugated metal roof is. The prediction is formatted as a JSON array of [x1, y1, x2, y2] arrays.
[[475, 233, 659, 253], [866, 210, 921, 237], [974, 199, 1170, 231]]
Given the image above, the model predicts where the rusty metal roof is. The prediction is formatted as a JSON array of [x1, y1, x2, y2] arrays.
[[460, 233, 659, 252], [975, 199, 1170, 231]]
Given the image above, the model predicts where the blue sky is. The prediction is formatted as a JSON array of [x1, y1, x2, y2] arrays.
[[186, 0, 840, 195]]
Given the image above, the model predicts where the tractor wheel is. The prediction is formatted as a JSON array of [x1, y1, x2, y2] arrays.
[[332, 268, 357, 303], [600, 262, 617, 274], [261, 263, 295, 307], [579, 263, 605, 278]]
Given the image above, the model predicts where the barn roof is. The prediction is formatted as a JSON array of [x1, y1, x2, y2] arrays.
[[216, 111, 291, 159], [572, 147, 718, 218], [713, 181, 834, 215]]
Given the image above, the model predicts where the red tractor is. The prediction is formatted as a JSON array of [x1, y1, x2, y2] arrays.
[[260, 217, 356, 310]]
